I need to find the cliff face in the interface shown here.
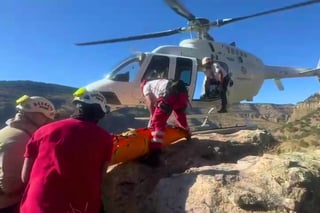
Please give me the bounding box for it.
[288,93,320,122]
[271,93,320,154]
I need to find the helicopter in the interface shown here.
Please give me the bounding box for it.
[76,0,320,111]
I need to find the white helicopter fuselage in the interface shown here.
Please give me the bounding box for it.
[86,38,319,109]
[154,39,265,103]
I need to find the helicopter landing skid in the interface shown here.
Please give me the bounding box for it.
[200,107,215,127]
[199,96,220,102]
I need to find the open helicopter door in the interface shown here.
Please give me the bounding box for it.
[140,53,198,101]
[140,53,227,128]
[139,53,231,109]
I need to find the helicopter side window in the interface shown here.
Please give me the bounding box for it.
[174,58,192,86]
[194,71,206,99]
[108,57,141,82]
[142,55,169,81]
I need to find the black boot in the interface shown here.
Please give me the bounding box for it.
[218,108,227,113]
[139,149,162,167]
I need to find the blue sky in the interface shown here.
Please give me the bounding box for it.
[1,0,319,104]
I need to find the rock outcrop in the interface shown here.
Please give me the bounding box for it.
[144,151,320,213]
[100,129,320,213]
[289,93,320,122]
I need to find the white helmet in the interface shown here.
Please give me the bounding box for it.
[72,88,108,113]
[202,57,212,66]
[16,95,56,120]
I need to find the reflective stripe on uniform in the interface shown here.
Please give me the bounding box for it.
[151,131,164,136]
[151,130,164,143]
[151,138,163,143]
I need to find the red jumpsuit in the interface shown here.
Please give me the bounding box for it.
[143,79,189,150]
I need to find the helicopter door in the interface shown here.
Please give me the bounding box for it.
[141,55,169,80]
[193,60,230,101]
[172,57,196,99]
[140,55,196,101]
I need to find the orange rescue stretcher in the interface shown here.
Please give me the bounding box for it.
[111,127,189,165]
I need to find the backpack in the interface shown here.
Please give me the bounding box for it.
[165,79,188,95]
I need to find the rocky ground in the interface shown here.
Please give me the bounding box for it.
[101,129,320,213]
[1,81,319,212]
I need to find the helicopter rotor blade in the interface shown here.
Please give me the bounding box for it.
[210,0,320,27]
[164,0,196,21]
[75,28,186,46]
[76,0,320,46]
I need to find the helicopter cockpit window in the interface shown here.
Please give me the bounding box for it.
[174,58,192,86]
[142,55,169,81]
[107,56,141,82]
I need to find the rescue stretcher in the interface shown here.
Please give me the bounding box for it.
[111,127,189,165]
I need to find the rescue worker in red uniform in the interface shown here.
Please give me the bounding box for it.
[141,74,190,167]
[0,95,55,213]
[20,88,113,213]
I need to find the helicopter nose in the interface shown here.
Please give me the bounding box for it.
[85,79,122,105]
[100,91,121,105]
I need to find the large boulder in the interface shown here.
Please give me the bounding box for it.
[145,151,320,212]
[102,129,304,213]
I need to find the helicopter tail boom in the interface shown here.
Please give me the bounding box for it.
[264,65,320,80]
